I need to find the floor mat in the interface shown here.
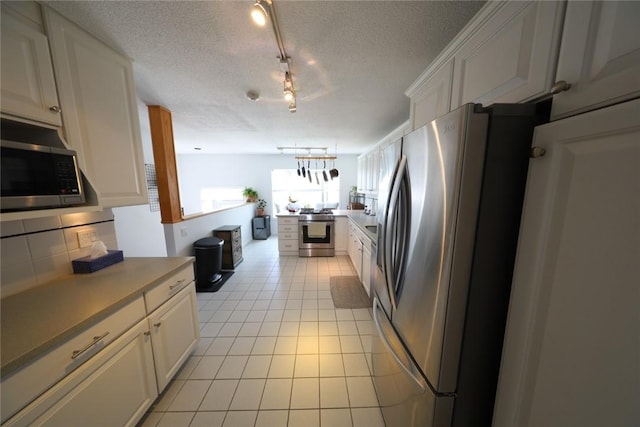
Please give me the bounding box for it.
[196,271,234,292]
[329,276,371,309]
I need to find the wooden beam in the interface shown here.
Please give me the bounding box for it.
[148,105,182,224]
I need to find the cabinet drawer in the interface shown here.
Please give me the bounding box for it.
[231,228,241,240]
[232,247,243,262]
[0,297,146,423]
[280,232,297,240]
[278,217,298,225]
[144,265,194,314]
[279,224,297,233]
[278,240,298,251]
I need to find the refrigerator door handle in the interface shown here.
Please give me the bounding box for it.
[385,155,407,311]
[373,297,427,394]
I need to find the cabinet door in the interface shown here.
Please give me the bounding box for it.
[451,1,564,108]
[43,8,147,207]
[334,217,348,252]
[407,59,453,130]
[5,320,157,427]
[493,98,640,427]
[0,7,61,126]
[148,284,200,392]
[361,242,372,297]
[551,1,640,119]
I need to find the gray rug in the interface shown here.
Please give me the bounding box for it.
[329,276,371,309]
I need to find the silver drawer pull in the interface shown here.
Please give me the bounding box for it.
[154,322,162,328]
[71,332,110,359]
[169,279,186,291]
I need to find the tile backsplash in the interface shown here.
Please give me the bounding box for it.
[1,209,118,297]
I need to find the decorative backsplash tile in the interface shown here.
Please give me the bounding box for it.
[0,209,117,297]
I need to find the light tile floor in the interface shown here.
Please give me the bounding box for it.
[138,237,385,427]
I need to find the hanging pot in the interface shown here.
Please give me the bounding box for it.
[329,168,339,179]
[322,160,328,182]
[297,160,301,176]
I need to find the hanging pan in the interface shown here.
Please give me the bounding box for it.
[322,161,329,182]
[329,158,339,179]
[297,160,301,176]
[301,160,306,178]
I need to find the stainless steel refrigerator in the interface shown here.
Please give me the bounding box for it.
[371,102,549,427]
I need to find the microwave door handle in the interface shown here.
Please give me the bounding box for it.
[385,155,407,312]
[373,297,426,393]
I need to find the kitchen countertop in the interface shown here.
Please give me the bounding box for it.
[276,209,378,242]
[0,257,194,376]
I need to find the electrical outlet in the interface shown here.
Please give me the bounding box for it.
[77,230,98,248]
[180,227,188,237]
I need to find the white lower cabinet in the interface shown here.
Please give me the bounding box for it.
[277,216,298,255]
[361,241,372,297]
[3,264,200,427]
[347,224,363,280]
[5,319,157,427]
[147,284,200,392]
[334,217,348,255]
[493,98,640,427]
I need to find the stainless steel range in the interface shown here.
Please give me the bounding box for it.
[298,208,335,257]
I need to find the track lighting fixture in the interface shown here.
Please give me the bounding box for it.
[251,0,299,112]
[283,72,295,102]
[251,0,269,26]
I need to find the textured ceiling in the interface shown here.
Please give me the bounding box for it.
[44,1,485,155]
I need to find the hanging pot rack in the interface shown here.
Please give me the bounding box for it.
[277,146,336,160]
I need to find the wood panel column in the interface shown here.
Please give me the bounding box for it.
[148,105,182,223]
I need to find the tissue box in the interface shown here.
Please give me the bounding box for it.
[72,250,124,274]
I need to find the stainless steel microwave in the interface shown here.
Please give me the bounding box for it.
[1,139,85,211]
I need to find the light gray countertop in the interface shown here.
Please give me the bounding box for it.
[1,257,194,376]
[276,209,378,242]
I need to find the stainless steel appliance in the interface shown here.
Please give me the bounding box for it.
[298,208,335,257]
[1,139,85,211]
[372,102,549,426]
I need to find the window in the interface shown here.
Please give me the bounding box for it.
[271,169,339,212]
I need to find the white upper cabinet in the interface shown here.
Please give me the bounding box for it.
[43,7,147,208]
[550,1,640,120]
[406,59,453,131]
[0,5,61,126]
[450,1,565,108]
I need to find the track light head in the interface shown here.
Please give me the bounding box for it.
[289,101,297,113]
[251,1,268,26]
[284,88,294,102]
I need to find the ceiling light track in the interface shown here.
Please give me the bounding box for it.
[251,0,297,113]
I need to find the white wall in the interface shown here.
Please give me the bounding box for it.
[163,203,256,257]
[113,101,358,257]
[0,210,117,297]
[176,153,358,217]
[112,99,166,257]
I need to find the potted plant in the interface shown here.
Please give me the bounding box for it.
[242,187,258,202]
[256,198,267,216]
